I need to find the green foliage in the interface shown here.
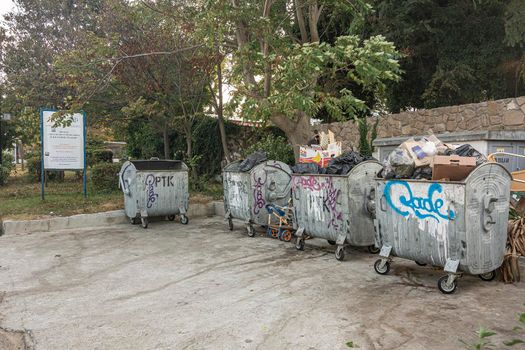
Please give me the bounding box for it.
[90,162,121,193]
[0,152,14,186]
[366,0,525,111]
[125,117,165,159]
[87,149,113,166]
[245,134,295,165]
[346,340,359,348]
[232,34,401,124]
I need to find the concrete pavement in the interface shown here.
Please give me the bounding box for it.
[0,217,523,349]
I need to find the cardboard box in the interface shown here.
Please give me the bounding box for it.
[402,140,432,168]
[431,155,476,181]
[299,142,341,167]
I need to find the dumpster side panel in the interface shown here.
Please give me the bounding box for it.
[293,175,349,241]
[463,163,511,274]
[347,161,382,246]
[376,180,465,267]
[223,172,251,221]
[139,170,189,217]
[250,162,292,225]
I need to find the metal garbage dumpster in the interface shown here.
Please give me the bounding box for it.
[119,160,189,228]
[223,160,292,236]
[292,160,382,261]
[373,162,511,294]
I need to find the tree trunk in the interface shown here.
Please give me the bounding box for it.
[271,111,312,161]
[216,57,231,163]
[20,142,24,171]
[163,126,170,160]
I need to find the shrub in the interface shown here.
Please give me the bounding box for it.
[245,134,295,165]
[0,151,14,186]
[87,149,113,166]
[91,162,121,193]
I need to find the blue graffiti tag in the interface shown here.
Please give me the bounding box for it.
[145,174,159,209]
[384,180,455,222]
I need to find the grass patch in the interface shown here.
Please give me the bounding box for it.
[0,167,123,221]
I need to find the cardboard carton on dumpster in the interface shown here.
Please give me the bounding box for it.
[299,130,342,167]
[299,143,341,167]
[431,155,476,181]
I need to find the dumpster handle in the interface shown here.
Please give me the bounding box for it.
[119,163,133,196]
[380,195,387,212]
[482,196,497,231]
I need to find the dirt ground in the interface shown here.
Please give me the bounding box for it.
[0,216,523,350]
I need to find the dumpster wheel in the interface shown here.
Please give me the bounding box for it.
[295,237,305,251]
[141,217,149,229]
[246,225,255,237]
[367,245,380,254]
[478,271,496,281]
[180,215,189,225]
[415,261,427,266]
[168,215,176,221]
[327,240,336,246]
[130,217,139,225]
[335,246,345,261]
[374,259,390,275]
[438,275,457,294]
[228,218,234,231]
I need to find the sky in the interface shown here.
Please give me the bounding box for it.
[0,0,14,16]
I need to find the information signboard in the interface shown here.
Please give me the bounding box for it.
[40,109,87,199]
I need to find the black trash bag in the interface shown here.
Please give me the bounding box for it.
[291,163,322,174]
[325,151,374,175]
[412,166,432,180]
[445,144,487,166]
[239,151,268,172]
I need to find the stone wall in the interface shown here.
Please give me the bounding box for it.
[316,96,525,150]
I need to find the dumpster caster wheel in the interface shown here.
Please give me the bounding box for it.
[478,271,496,281]
[141,217,149,229]
[367,245,380,254]
[415,261,427,266]
[228,218,233,231]
[374,259,390,275]
[180,215,189,225]
[335,246,345,261]
[327,240,336,245]
[295,238,305,251]
[247,225,255,237]
[438,275,457,294]
[130,217,139,225]
[168,215,176,221]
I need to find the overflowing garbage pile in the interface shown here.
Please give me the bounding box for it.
[292,151,374,175]
[238,151,268,172]
[378,134,486,181]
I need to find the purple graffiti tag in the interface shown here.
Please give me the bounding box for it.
[294,176,322,191]
[145,174,159,209]
[323,179,343,229]
[253,173,267,215]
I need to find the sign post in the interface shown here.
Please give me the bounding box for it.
[40,109,87,200]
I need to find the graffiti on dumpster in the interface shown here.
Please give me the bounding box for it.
[294,176,343,229]
[145,174,159,209]
[253,172,267,215]
[384,180,455,222]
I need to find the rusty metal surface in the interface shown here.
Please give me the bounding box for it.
[119,161,189,218]
[292,160,382,245]
[223,160,292,225]
[375,162,511,274]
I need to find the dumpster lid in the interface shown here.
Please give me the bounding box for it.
[130,160,186,171]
